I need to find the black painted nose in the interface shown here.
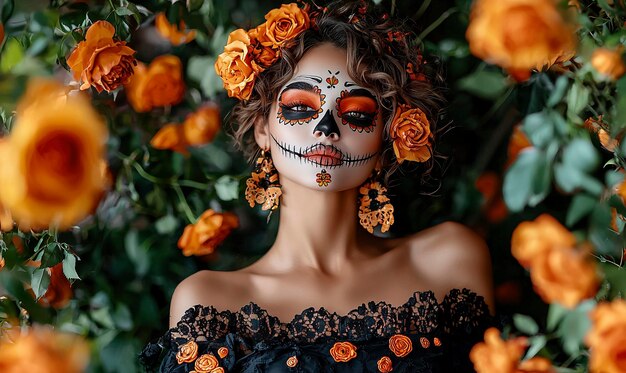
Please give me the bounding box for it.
[313,110,340,139]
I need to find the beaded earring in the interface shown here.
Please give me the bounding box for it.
[358,169,395,233]
[245,150,282,211]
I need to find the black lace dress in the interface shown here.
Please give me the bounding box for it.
[140,288,492,373]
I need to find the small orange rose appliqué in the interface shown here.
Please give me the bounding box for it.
[389,334,412,358]
[377,356,393,372]
[217,347,229,359]
[433,337,442,347]
[420,337,430,348]
[286,355,298,367]
[210,368,225,373]
[330,341,358,362]
[176,340,199,364]
[194,353,219,372]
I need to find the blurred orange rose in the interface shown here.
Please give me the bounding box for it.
[0,22,4,45]
[151,104,221,155]
[67,20,136,92]
[511,214,576,268]
[475,172,508,223]
[517,357,555,372]
[0,79,108,231]
[591,47,626,80]
[214,29,258,100]
[0,200,14,232]
[39,264,73,309]
[470,328,527,373]
[529,244,598,308]
[0,256,4,271]
[506,125,532,168]
[390,104,432,163]
[261,3,310,48]
[178,209,239,256]
[155,13,196,45]
[125,55,185,112]
[466,0,577,76]
[585,299,626,373]
[0,326,89,373]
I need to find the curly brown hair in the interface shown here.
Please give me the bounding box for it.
[229,0,447,185]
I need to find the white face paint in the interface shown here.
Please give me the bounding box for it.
[267,43,383,191]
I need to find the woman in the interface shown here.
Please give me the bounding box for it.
[142,1,494,372]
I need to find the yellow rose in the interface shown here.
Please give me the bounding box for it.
[585,299,626,373]
[591,47,626,80]
[155,13,196,46]
[389,104,432,163]
[67,20,136,92]
[125,55,185,112]
[466,0,577,73]
[214,29,258,100]
[0,79,108,231]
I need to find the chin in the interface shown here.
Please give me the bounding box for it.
[273,157,376,192]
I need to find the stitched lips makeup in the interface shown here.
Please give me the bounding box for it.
[271,134,376,168]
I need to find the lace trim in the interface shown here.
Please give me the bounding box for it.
[169,288,490,346]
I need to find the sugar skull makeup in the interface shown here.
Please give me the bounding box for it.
[265,43,384,191]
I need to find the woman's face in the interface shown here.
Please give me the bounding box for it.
[261,43,383,191]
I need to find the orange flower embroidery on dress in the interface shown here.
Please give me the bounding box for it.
[389,334,412,357]
[176,340,199,364]
[286,356,298,367]
[434,337,442,347]
[377,356,393,372]
[210,368,225,373]
[194,354,219,372]
[217,347,229,359]
[420,337,430,348]
[316,169,332,187]
[330,341,358,362]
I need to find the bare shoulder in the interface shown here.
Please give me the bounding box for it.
[169,270,251,328]
[405,221,494,313]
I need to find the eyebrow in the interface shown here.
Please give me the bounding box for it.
[344,81,357,87]
[283,81,316,92]
[348,88,376,100]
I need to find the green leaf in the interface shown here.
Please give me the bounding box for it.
[215,176,240,201]
[547,75,570,107]
[30,268,50,299]
[504,148,543,212]
[155,215,179,234]
[40,242,64,268]
[524,335,547,359]
[523,112,554,148]
[124,230,150,276]
[547,303,568,331]
[602,264,626,298]
[62,251,81,280]
[91,307,115,329]
[513,314,539,335]
[562,139,599,173]
[566,194,596,226]
[112,303,133,331]
[457,70,508,100]
[566,81,590,122]
[557,300,595,357]
[0,38,24,73]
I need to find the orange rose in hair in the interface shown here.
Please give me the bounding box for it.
[0,79,108,231]
[585,299,626,373]
[215,29,258,100]
[67,20,136,92]
[262,3,310,48]
[329,341,357,362]
[510,214,576,269]
[151,104,221,155]
[155,13,196,46]
[125,55,185,112]
[466,0,577,75]
[470,328,527,373]
[390,104,432,163]
[0,326,89,373]
[40,263,73,309]
[591,47,626,80]
[178,209,239,256]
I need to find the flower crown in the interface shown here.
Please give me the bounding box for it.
[214,2,433,164]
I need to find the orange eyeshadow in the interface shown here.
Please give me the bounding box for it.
[280,90,321,110]
[339,96,377,113]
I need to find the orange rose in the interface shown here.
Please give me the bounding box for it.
[217,347,229,359]
[176,340,199,364]
[585,299,626,373]
[470,328,527,373]
[0,79,108,231]
[506,125,532,168]
[330,341,357,362]
[389,104,432,163]
[210,368,225,373]
[125,55,185,112]
[286,356,298,367]
[591,47,626,80]
[0,200,14,232]
[214,29,258,100]
[475,172,508,223]
[466,0,577,74]
[177,209,239,257]
[510,214,576,269]
[39,264,73,309]
[262,3,310,48]
[194,353,219,372]
[248,24,281,68]
[155,13,196,46]
[150,123,188,155]
[0,326,89,373]
[67,20,136,92]
[517,357,555,373]
[389,334,413,357]
[377,356,393,372]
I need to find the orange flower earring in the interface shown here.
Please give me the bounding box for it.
[245,149,282,211]
[358,169,395,233]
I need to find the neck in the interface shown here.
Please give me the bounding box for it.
[266,177,367,273]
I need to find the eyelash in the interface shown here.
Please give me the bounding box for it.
[335,94,377,133]
[280,101,317,112]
